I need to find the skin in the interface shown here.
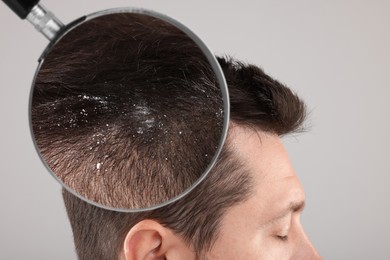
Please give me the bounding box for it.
[122,126,322,260]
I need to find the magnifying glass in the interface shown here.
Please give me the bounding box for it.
[2,0,229,212]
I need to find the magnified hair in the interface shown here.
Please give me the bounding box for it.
[31,13,224,209]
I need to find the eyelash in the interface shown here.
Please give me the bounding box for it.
[277,235,288,242]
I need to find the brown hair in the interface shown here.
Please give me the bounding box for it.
[32,12,306,260]
[32,13,223,209]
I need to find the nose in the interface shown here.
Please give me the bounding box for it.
[299,231,322,260]
[293,221,322,260]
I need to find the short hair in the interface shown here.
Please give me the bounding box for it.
[32,12,306,260]
[32,13,224,209]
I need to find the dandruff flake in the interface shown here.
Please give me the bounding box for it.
[96,162,102,170]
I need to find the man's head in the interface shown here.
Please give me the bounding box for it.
[32,12,321,260]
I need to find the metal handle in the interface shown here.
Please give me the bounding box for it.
[2,0,64,41]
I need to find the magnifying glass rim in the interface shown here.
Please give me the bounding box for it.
[29,7,230,213]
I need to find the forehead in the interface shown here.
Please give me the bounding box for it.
[229,126,305,223]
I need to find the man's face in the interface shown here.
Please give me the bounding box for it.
[120,126,322,260]
[204,127,322,259]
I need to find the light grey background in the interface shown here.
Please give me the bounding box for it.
[1,1,389,259]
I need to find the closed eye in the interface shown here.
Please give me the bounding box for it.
[277,235,288,242]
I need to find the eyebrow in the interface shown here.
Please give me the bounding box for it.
[290,200,305,214]
[266,200,306,225]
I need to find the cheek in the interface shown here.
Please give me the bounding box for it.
[260,237,291,260]
[254,232,293,260]
[206,230,264,259]
[206,229,291,260]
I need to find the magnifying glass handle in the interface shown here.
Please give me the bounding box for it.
[2,0,39,19]
[2,0,64,41]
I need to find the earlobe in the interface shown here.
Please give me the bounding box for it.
[122,220,166,260]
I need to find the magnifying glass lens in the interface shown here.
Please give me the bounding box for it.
[31,11,228,211]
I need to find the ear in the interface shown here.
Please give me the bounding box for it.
[121,219,195,260]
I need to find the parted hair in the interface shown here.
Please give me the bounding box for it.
[32,12,306,260]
